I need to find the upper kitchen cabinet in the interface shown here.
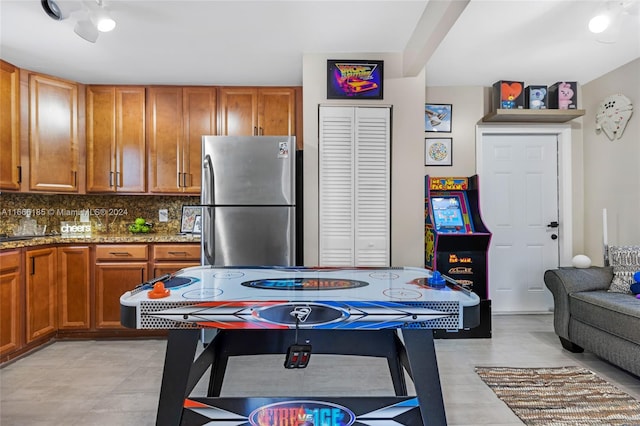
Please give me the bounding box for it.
[0,60,21,190]
[86,86,146,193]
[147,86,216,194]
[28,73,80,192]
[219,87,296,138]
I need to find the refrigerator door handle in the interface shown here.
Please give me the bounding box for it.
[203,155,214,205]
[202,206,215,265]
[202,155,215,265]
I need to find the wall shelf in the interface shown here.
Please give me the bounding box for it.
[482,109,585,123]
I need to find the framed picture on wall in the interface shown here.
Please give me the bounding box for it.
[180,206,202,234]
[327,59,383,100]
[192,215,202,234]
[425,138,452,166]
[425,103,452,132]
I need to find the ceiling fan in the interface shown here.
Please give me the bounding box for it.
[41,0,116,43]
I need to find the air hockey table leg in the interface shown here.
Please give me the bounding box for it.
[156,329,200,426]
[402,329,447,425]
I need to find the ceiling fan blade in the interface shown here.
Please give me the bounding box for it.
[74,19,99,43]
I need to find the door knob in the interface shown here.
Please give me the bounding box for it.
[551,234,558,240]
[547,221,559,228]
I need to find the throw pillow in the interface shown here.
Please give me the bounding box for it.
[608,246,640,294]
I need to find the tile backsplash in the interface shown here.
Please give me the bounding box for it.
[0,193,199,236]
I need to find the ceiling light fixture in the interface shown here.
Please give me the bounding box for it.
[91,2,116,32]
[42,0,116,43]
[41,0,82,20]
[588,0,639,42]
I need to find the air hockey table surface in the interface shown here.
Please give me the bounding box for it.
[120,265,480,331]
[120,266,481,426]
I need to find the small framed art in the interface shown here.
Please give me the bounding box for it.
[192,215,202,233]
[180,206,202,234]
[425,138,452,166]
[327,59,383,100]
[425,103,452,132]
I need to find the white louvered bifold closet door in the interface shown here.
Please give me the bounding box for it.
[319,106,390,266]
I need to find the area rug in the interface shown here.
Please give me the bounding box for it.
[475,366,640,425]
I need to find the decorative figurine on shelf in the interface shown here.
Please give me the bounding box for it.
[528,87,547,109]
[557,82,574,109]
[500,82,523,109]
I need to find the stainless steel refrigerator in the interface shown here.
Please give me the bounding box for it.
[201,135,297,267]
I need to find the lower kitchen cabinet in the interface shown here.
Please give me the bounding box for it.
[57,246,91,330]
[25,247,57,344]
[151,243,200,277]
[0,250,22,357]
[1,241,198,363]
[94,244,148,329]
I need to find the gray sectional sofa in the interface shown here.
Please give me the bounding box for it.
[544,266,640,377]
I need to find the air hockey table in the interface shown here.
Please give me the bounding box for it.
[120,266,480,426]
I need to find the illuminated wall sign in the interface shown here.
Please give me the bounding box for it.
[60,221,91,238]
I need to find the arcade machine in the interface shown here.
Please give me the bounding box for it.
[425,175,492,338]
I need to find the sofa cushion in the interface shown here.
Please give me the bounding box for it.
[570,290,640,345]
[608,246,640,294]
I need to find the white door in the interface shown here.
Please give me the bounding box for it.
[480,133,559,312]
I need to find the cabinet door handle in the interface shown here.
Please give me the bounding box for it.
[109,171,114,187]
[31,257,35,275]
[17,166,22,183]
[117,171,122,187]
[168,251,188,256]
[73,170,77,187]
[108,252,131,256]
[259,127,264,135]
[253,126,258,135]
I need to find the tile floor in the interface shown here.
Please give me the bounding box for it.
[1,314,639,426]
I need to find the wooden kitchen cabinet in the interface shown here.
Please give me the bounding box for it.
[0,250,22,357]
[151,243,200,277]
[86,86,146,193]
[57,246,91,330]
[147,86,216,194]
[94,244,148,329]
[28,73,80,192]
[0,60,21,190]
[218,87,296,137]
[24,247,57,344]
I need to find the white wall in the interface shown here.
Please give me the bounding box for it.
[301,56,638,269]
[302,53,425,267]
[582,58,640,264]
[424,86,488,177]
[425,85,586,258]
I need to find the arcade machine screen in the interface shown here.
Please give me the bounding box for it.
[432,196,467,233]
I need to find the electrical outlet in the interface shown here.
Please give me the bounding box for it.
[159,209,168,222]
